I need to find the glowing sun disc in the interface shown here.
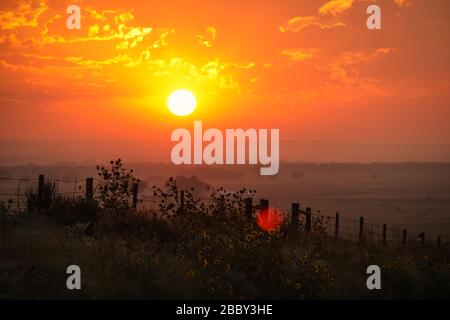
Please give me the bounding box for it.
[167,89,197,116]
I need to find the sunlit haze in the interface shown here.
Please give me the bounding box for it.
[0,0,449,164]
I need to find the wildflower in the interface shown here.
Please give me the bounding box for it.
[203,259,208,267]
[276,231,284,238]
[225,264,231,272]
[186,270,195,277]
[209,287,215,294]
[198,250,204,261]
[214,259,220,265]
[245,234,253,242]
[295,282,301,290]
[207,276,214,283]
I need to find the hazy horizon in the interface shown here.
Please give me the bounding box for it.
[1,159,449,236]
[1,138,450,166]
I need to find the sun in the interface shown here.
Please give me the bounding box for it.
[167,89,197,116]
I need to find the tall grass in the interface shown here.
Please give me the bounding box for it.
[1,160,449,299]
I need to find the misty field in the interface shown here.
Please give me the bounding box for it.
[0,160,449,299]
[2,162,450,235]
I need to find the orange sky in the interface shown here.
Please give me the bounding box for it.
[0,0,449,163]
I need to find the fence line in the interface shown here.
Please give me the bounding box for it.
[0,175,448,249]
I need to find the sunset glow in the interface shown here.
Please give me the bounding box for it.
[0,0,448,163]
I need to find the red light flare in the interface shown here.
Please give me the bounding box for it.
[256,207,284,232]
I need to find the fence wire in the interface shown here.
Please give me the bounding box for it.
[0,176,448,249]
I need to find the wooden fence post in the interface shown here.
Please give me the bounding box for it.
[335,212,340,239]
[382,224,387,245]
[402,229,407,245]
[359,217,364,243]
[244,197,253,217]
[132,182,139,209]
[180,190,185,213]
[38,174,45,204]
[437,236,441,249]
[260,199,269,210]
[291,203,300,226]
[305,207,312,232]
[17,179,21,213]
[85,177,93,200]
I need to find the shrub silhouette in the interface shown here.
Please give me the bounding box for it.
[48,194,98,225]
[24,181,98,225]
[25,181,57,212]
[97,158,140,210]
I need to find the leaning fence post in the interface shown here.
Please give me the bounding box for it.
[382,224,387,245]
[335,212,340,239]
[305,207,312,232]
[244,197,253,217]
[38,174,45,204]
[85,177,93,200]
[132,182,139,209]
[291,203,300,226]
[359,217,364,243]
[402,229,407,245]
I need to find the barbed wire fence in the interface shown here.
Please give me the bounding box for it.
[0,175,448,251]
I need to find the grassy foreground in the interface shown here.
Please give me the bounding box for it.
[0,160,449,299]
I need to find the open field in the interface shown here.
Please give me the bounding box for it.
[1,162,449,236]
[0,160,449,299]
